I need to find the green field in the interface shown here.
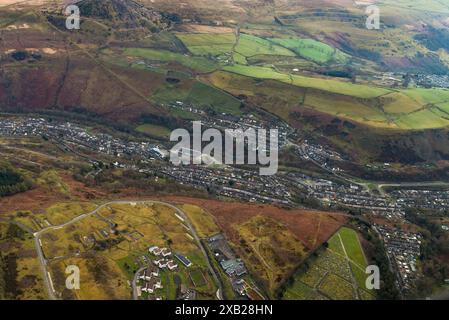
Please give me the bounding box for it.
[235,34,296,58]
[123,48,218,73]
[222,65,391,98]
[95,31,449,131]
[136,123,171,138]
[152,80,242,115]
[175,33,236,56]
[176,32,296,60]
[282,227,374,300]
[335,227,368,290]
[270,38,349,64]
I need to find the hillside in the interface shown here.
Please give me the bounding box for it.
[1,0,449,165]
[76,0,171,29]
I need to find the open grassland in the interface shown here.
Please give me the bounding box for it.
[176,32,296,59]
[180,204,220,238]
[44,202,98,226]
[282,227,374,300]
[235,34,295,58]
[234,215,307,294]
[162,197,348,251]
[49,254,130,300]
[0,223,45,300]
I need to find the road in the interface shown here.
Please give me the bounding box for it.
[132,266,147,300]
[32,200,223,300]
[377,181,449,196]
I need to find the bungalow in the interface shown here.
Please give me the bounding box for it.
[149,246,162,256]
[167,260,178,271]
[140,265,159,281]
[161,248,172,257]
[157,259,168,268]
[141,278,163,294]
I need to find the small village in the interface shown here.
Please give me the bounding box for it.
[207,233,264,300]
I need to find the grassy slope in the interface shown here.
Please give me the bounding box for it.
[270,38,349,64]
[123,47,218,73]
[222,65,391,98]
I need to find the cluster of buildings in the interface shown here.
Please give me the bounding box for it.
[149,246,179,271]
[286,168,449,218]
[166,100,291,147]
[295,140,345,173]
[137,246,196,299]
[0,117,166,160]
[136,245,181,298]
[161,165,292,205]
[412,74,449,88]
[391,189,449,212]
[207,233,263,299]
[139,265,163,295]
[201,113,290,148]
[284,172,405,218]
[296,140,344,163]
[208,234,247,278]
[3,117,449,219]
[374,225,422,293]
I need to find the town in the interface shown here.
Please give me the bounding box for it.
[2,115,448,296]
[2,117,449,215]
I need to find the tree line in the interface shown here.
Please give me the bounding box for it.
[0,165,33,197]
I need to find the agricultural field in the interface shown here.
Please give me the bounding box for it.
[235,34,296,58]
[3,0,449,134]
[175,33,236,57]
[282,227,375,300]
[123,47,218,73]
[270,38,350,64]
[222,65,391,98]
[206,68,449,129]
